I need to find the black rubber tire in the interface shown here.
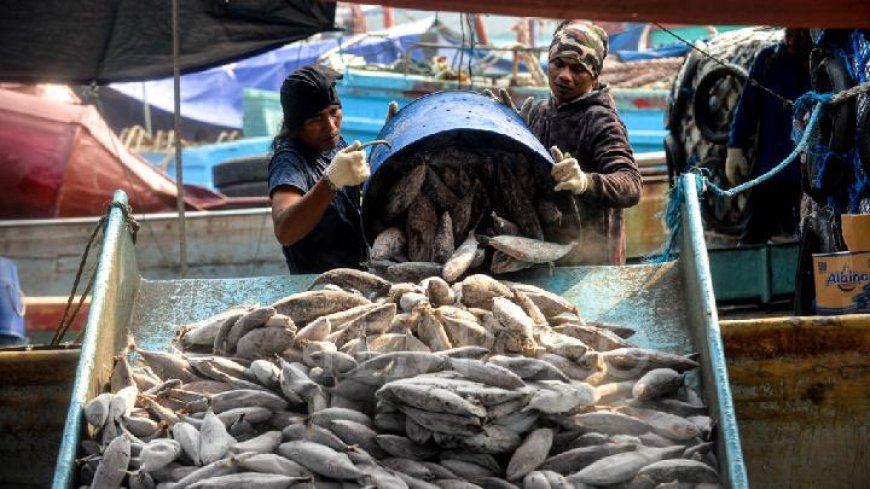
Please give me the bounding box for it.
[698,155,747,235]
[692,63,749,145]
[812,56,856,152]
[664,131,685,187]
[217,181,269,197]
[670,27,781,236]
[212,154,270,187]
[793,220,819,315]
[858,97,870,177]
[666,53,701,131]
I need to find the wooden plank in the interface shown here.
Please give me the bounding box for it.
[0,348,79,488]
[341,0,869,28]
[0,207,285,297]
[22,296,90,334]
[721,315,870,489]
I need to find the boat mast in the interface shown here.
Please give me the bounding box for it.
[171,0,188,278]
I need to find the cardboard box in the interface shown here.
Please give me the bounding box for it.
[841,214,870,252]
[813,251,870,315]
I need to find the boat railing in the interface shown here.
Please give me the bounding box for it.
[401,42,548,83]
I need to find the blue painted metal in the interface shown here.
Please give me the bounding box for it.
[246,73,669,149]
[677,174,748,489]
[0,257,26,345]
[140,137,273,189]
[708,242,799,304]
[52,191,140,489]
[367,90,553,172]
[361,90,554,240]
[141,76,667,190]
[53,174,748,488]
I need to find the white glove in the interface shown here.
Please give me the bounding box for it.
[725,147,750,186]
[385,101,398,124]
[483,88,534,123]
[323,141,369,190]
[550,146,589,194]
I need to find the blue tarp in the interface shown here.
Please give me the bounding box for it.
[617,44,690,61]
[109,19,438,130]
[609,23,691,61]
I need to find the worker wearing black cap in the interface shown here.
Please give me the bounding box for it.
[268,64,369,274]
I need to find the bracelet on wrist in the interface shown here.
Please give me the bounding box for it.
[322,175,339,192]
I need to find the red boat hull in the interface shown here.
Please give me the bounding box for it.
[0,88,226,219]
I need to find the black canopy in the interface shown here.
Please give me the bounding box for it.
[0,0,337,84]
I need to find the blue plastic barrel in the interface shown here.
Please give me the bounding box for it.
[0,257,26,346]
[362,90,554,241]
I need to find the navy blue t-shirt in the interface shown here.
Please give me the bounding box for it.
[268,137,367,274]
[728,43,811,186]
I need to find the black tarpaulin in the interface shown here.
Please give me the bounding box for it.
[0,0,337,84]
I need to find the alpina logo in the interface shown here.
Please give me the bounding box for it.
[826,265,870,292]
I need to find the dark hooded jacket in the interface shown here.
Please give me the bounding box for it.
[526,84,642,265]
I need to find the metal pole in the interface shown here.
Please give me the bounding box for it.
[383,7,394,28]
[141,82,152,137]
[528,18,535,48]
[172,0,188,278]
[472,14,489,45]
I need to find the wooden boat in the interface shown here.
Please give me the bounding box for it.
[721,314,870,488]
[0,87,233,219]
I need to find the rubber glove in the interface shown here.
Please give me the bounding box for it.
[385,101,398,124]
[725,147,750,186]
[482,88,534,123]
[550,146,589,194]
[323,141,369,190]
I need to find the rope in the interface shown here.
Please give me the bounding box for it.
[656,174,704,262]
[705,92,828,199]
[49,217,104,345]
[652,81,869,262]
[652,23,794,107]
[50,202,139,344]
[830,81,870,105]
[852,30,870,84]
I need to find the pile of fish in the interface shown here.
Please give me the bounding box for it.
[368,147,576,281]
[79,269,722,489]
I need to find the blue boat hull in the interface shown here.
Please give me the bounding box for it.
[142,69,668,190]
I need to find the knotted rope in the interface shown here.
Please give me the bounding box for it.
[654,81,869,262]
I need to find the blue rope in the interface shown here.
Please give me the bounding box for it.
[649,31,870,264]
[853,30,870,84]
[848,149,869,212]
[651,174,704,262]
[705,93,828,199]
[649,92,828,263]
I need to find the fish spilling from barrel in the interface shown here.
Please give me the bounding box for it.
[366,146,582,281]
[78,267,722,489]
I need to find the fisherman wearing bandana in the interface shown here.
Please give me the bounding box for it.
[490,22,642,265]
[268,64,371,273]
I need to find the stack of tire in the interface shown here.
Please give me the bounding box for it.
[857,31,870,215]
[212,154,271,197]
[795,29,869,314]
[664,27,782,235]
[840,29,870,214]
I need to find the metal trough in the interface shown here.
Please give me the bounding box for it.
[51,174,748,488]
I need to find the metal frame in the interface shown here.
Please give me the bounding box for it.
[51,174,748,488]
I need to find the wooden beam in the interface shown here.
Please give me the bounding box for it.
[23,296,90,333]
[339,0,870,28]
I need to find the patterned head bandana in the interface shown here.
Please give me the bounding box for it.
[548,22,609,78]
